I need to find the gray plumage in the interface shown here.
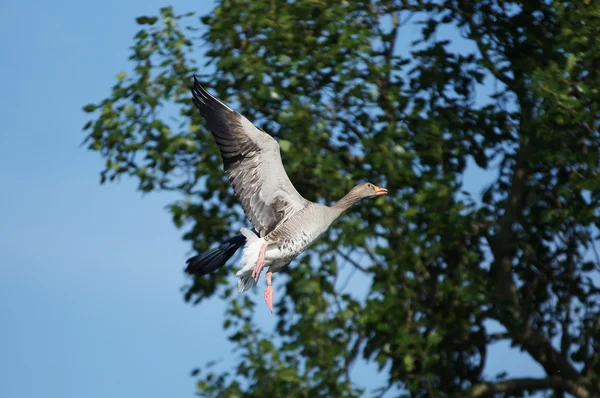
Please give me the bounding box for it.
[186,76,387,299]
[191,81,307,238]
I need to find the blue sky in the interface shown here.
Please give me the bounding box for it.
[0,1,544,397]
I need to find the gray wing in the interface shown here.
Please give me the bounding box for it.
[191,76,308,237]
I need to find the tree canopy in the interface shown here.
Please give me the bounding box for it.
[83,1,600,397]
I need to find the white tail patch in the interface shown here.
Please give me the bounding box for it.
[236,228,265,293]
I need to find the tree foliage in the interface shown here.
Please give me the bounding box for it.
[82,1,600,397]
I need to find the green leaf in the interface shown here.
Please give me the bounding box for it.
[82,104,97,113]
[278,139,291,152]
[566,53,577,73]
[135,16,158,25]
[403,354,415,372]
[279,368,300,383]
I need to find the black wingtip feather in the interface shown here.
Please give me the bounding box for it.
[190,76,213,114]
[190,75,231,113]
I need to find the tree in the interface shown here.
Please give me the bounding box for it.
[82,1,600,396]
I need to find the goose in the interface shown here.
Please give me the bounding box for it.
[186,76,388,313]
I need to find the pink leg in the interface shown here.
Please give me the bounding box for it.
[252,243,268,282]
[264,271,274,314]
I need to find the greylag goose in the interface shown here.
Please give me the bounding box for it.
[186,76,387,312]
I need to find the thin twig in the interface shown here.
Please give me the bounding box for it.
[335,248,369,273]
[487,332,510,343]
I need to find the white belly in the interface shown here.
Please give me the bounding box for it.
[235,208,335,291]
[265,227,328,272]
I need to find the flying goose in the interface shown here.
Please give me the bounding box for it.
[186,76,388,313]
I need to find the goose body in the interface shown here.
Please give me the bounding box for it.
[186,76,387,312]
[236,203,340,291]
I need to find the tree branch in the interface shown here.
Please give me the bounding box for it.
[470,377,590,398]
[396,0,515,88]
[488,136,528,317]
[486,99,583,384]
[335,248,369,273]
[486,332,510,343]
[461,10,515,88]
[342,334,364,380]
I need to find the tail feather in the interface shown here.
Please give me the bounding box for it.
[236,228,265,293]
[237,274,256,292]
[185,234,246,275]
[185,228,266,295]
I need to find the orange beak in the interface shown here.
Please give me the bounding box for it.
[374,185,388,196]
